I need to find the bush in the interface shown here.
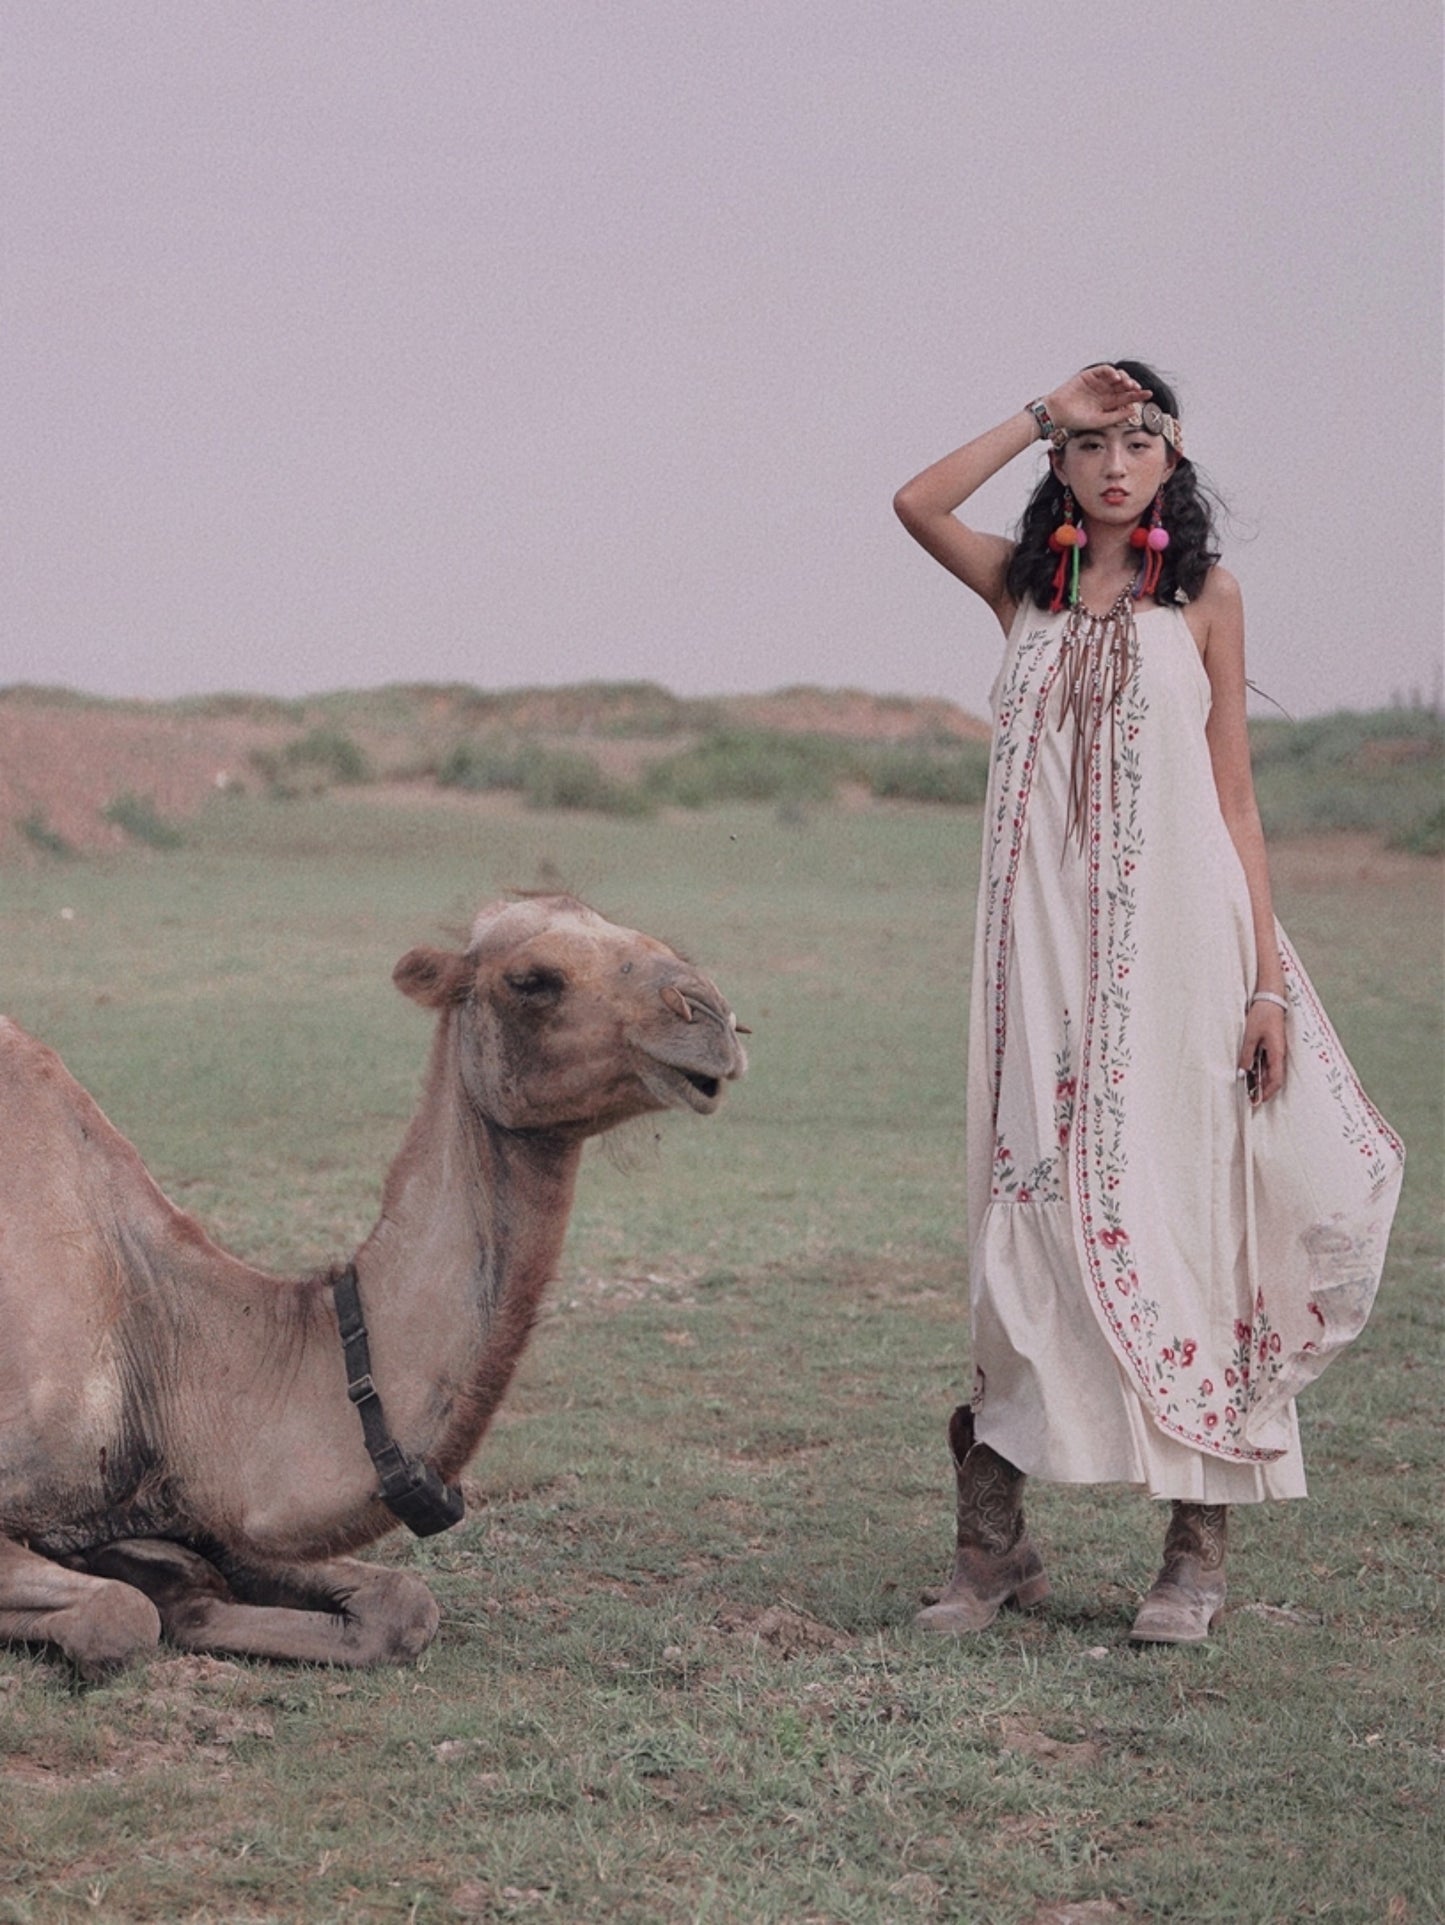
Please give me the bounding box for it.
[18,811,74,858]
[644,730,854,808]
[866,743,990,805]
[436,737,535,793]
[1390,802,1445,857]
[520,748,651,816]
[251,728,372,797]
[437,738,651,816]
[102,793,185,849]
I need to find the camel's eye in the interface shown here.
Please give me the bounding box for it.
[505,966,565,1007]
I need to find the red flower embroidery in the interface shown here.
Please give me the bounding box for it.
[1098,1228,1128,1249]
[1204,1412,1219,1430]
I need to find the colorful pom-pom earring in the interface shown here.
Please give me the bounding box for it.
[1129,489,1170,598]
[1048,487,1087,613]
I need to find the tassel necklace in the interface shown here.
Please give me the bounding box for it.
[1049,488,1172,848]
[1055,588,1138,851]
[1047,484,1171,848]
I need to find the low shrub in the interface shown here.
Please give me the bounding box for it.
[865,743,990,805]
[18,811,74,858]
[519,749,652,816]
[644,730,854,808]
[436,737,535,793]
[102,793,185,849]
[251,728,373,797]
[438,738,650,815]
[1390,802,1445,857]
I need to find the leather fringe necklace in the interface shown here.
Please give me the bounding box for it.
[1056,588,1137,852]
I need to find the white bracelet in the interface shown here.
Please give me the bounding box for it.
[1249,991,1289,1013]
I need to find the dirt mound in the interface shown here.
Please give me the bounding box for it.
[0,681,989,860]
[0,700,289,860]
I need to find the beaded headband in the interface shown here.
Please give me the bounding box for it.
[1050,401,1183,456]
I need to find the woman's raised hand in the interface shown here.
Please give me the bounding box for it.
[1045,365,1153,434]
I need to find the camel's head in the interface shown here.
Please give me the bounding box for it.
[393,895,747,1137]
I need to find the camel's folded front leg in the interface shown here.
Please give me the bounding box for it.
[78,1540,440,1667]
[0,1534,162,1680]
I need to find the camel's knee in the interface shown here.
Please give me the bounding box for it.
[55,1581,162,1682]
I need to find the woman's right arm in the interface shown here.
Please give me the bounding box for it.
[892,367,1154,630]
[892,409,1044,628]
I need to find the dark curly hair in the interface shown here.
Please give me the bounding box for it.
[1005,360,1223,610]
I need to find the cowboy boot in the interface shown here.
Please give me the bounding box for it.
[914,1405,1051,1634]
[1129,1502,1228,1643]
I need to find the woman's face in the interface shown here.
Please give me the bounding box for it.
[1054,426,1176,527]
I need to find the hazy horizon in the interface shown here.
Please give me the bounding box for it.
[5,4,1441,721]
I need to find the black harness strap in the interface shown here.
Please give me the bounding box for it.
[332,1265,465,1538]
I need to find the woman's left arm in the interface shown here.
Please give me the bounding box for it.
[1191,567,1288,1101]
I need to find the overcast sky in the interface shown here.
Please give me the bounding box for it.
[5,2,1440,722]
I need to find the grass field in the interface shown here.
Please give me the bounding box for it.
[1,792,1440,1924]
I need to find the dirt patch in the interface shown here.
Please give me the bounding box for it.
[1022,1905,1129,1925]
[996,1715,1104,1770]
[0,1654,277,1789]
[711,1602,854,1655]
[0,702,285,859]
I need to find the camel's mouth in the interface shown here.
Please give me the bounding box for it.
[637,1056,733,1115]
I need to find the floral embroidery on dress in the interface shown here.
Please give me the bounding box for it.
[972,605,1403,1467]
[985,627,1062,1122]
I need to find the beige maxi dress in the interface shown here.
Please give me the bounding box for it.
[967,599,1404,1503]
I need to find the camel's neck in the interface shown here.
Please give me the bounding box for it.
[350,1014,584,1479]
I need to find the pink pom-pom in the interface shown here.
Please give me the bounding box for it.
[1147,527,1170,552]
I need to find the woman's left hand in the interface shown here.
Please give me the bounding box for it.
[1239,1000,1288,1104]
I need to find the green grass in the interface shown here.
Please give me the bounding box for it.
[0,793,1439,1923]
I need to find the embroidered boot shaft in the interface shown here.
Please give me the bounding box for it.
[1130,1501,1228,1644]
[914,1405,1051,1635]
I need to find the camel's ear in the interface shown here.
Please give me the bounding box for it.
[393,946,473,1008]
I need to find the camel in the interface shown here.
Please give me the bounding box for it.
[0,894,746,1677]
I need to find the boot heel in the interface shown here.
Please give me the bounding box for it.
[1011,1572,1052,1609]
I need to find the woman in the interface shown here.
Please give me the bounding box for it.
[894,362,1403,1642]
